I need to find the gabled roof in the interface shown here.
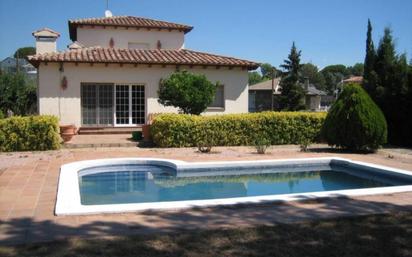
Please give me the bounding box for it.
[249,78,281,90]
[32,28,60,38]
[68,16,193,41]
[27,47,260,70]
[249,79,326,96]
[342,76,363,84]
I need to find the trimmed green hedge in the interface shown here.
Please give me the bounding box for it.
[151,112,326,147]
[0,115,61,152]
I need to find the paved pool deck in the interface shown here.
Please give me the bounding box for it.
[0,145,412,245]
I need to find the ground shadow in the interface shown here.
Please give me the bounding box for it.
[1,196,412,256]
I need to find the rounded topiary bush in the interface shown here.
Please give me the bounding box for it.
[321,83,387,152]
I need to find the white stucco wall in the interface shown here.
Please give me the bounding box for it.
[35,40,57,54]
[37,63,249,127]
[76,26,185,49]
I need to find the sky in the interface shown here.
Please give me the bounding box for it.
[0,0,411,69]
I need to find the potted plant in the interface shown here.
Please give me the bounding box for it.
[59,124,77,142]
[142,113,156,141]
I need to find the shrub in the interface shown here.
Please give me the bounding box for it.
[0,115,60,152]
[0,111,4,119]
[158,70,217,115]
[321,83,387,151]
[253,132,271,154]
[131,131,143,141]
[151,112,326,148]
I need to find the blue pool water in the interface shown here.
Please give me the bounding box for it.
[78,164,408,205]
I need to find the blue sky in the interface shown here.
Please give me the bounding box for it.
[1,0,411,69]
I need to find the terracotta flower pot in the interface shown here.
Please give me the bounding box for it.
[60,124,77,142]
[142,124,151,142]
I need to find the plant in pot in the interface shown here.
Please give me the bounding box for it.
[59,124,77,142]
[142,113,156,141]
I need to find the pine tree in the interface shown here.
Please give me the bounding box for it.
[363,19,378,99]
[278,42,305,111]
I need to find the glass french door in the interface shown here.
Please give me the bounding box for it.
[115,84,145,126]
[81,84,114,126]
[81,83,145,127]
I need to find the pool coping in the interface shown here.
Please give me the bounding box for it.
[55,157,412,216]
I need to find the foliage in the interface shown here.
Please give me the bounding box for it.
[300,63,326,90]
[0,115,61,152]
[0,111,4,119]
[320,65,348,94]
[158,71,216,115]
[278,42,305,111]
[361,21,412,146]
[13,47,36,59]
[0,72,37,115]
[253,132,271,154]
[260,63,278,80]
[151,112,326,148]
[347,63,364,76]
[322,84,387,151]
[131,131,142,141]
[248,71,268,85]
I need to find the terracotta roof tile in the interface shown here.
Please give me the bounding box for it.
[69,16,193,41]
[27,47,259,70]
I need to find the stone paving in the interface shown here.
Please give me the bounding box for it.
[0,145,412,245]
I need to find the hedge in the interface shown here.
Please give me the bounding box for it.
[0,115,61,152]
[151,112,326,147]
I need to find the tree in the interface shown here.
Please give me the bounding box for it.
[363,20,379,101]
[158,70,217,115]
[347,63,364,76]
[320,64,349,94]
[0,72,37,116]
[361,23,412,146]
[300,63,326,90]
[278,42,306,111]
[248,71,265,85]
[14,47,36,59]
[322,84,387,151]
[260,63,278,80]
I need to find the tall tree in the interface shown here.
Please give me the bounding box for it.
[361,24,412,146]
[278,42,305,111]
[300,63,326,91]
[347,63,364,76]
[13,47,36,59]
[248,71,265,85]
[320,65,348,94]
[260,63,278,79]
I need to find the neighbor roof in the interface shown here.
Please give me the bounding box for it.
[249,79,326,95]
[68,16,193,41]
[342,76,363,84]
[27,47,259,70]
[249,78,281,90]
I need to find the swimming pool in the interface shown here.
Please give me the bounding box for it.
[56,157,412,215]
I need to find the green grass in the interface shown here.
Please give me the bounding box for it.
[1,212,412,257]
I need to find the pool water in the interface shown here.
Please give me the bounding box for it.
[79,164,402,205]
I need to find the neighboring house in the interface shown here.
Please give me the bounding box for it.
[0,57,37,79]
[249,78,327,112]
[27,15,259,128]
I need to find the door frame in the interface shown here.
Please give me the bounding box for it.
[114,83,146,127]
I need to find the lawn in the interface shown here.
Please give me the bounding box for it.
[1,212,411,257]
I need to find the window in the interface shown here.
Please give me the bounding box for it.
[209,85,224,109]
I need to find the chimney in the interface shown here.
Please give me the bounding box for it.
[304,77,309,91]
[32,28,60,54]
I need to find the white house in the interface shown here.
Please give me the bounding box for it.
[28,14,259,129]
